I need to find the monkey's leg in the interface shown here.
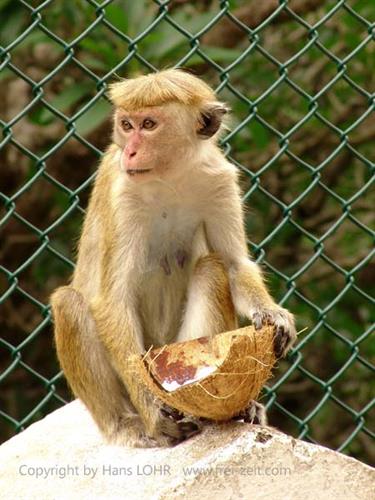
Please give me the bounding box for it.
[177,253,238,342]
[177,256,267,425]
[51,286,156,447]
[75,291,201,446]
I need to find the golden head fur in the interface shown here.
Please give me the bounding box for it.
[109,69,221,111]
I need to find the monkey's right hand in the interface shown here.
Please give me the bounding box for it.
[157,404,202,445]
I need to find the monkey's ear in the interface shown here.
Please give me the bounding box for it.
[198,103,229,139]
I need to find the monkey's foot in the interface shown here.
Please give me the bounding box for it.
[108,416,161,448]
[114,432,159,448]
[159,404,202,445]
[232,400,267,425]
[252,306,297,358]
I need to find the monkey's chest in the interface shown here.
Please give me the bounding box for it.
[139,208,202,347]
[146,208,200,274]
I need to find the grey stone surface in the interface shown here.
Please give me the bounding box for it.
[0,400,373,500]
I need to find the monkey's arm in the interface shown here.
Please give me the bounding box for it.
[204,173,296,357]
[90,297,150,412]
[91,293,199,442]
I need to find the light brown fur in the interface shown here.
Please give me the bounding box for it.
[109,69,218,111]
[51,69,296,447]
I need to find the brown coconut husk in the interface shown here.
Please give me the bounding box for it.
[132,325,276,421]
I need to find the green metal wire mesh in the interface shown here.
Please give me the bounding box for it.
[0,0,374,465]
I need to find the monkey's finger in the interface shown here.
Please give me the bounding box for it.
[178,421,200,433]
[252,313,263,330]
[160,405,184,421]
[234,401,267,425]
[161,418,201,441]
[166,424,201,446]
[273,326,287,358]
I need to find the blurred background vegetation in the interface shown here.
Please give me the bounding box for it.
[0,0,374,465]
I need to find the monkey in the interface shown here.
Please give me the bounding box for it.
[51,69,297,448]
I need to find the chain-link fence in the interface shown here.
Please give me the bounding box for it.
[0,0,374,465]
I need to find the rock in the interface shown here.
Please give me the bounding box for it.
[0,400,373,500]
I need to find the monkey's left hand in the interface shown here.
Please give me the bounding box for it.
[252,306,297,358]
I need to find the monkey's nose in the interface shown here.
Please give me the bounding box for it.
[129,151,137,158]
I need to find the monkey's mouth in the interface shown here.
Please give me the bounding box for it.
[126,169,152,176]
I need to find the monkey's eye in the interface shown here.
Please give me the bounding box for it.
[120,119,133,131]
[142,119,156,130]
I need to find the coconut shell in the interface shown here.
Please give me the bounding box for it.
[132,325,276,421]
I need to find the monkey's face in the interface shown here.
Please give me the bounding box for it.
[114,104,196,182]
